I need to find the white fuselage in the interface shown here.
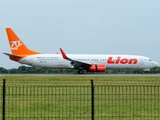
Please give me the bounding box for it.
[18,54,158,70]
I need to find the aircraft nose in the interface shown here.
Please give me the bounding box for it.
[152,61,158,67]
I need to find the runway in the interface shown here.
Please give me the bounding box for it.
[0,74,160,76]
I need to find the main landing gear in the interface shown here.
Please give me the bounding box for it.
[78,69,83,74]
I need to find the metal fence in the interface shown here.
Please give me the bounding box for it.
[94,85,160,120]
[1,79,160,120]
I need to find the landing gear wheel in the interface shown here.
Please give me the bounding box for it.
[142,71,148,74]
[78,70,83,74]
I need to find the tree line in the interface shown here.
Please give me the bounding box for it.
[0,66,160,74]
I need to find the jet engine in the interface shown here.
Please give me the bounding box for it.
[88,64,106,72]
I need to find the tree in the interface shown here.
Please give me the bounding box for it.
[9,68,17,74]
[0,67,8,73]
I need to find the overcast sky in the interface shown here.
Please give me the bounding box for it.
[0,0,160,69]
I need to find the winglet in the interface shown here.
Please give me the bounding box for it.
[60,48,68,59]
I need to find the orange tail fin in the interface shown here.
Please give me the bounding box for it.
[6,28,41,56]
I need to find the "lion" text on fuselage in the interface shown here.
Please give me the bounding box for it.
[107,57,138,64]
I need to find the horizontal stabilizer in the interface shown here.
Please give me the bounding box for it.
[3,52,22,58]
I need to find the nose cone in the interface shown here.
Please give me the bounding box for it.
[152,61,158,67]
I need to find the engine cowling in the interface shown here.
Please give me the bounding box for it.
[88,64,106,72]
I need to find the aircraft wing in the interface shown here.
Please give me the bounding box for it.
[60,48,91,69]
[3,52,22,58]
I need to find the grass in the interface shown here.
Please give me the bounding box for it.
[1,75,160,86]
[1,75,160,120]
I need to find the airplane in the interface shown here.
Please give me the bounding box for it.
[4,28,158,74]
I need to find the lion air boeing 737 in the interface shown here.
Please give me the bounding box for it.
[4,28,158,74]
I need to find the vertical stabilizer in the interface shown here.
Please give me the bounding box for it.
[6,28,40,56]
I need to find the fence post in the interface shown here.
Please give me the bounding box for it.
[91,79,94,120]
[2,79,6,120]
